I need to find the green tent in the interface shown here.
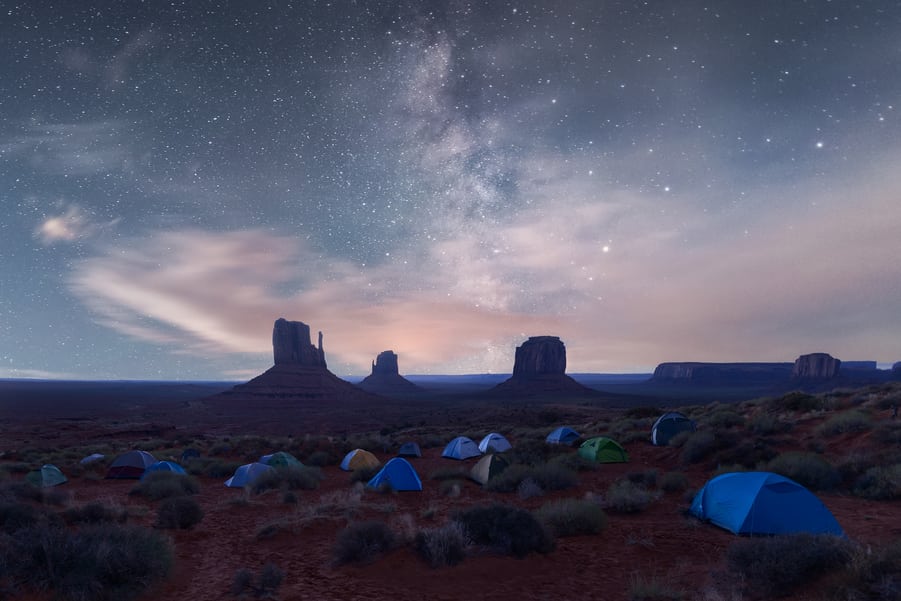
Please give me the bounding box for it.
[26,464,68,488]
[469,453,509,485]
[259,451,303,468]
[578,437,628,463]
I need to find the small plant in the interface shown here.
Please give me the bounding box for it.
[453,504,554,558]
[130,471,200,501]
[62,501,128,525]
[748,413,789,435]
[155,496,203,529]
[415,522,468,568]
[332,520,396,566]
[517,477,543,500]
[852,464,901,500]
[658,472,689,493]
[535,498,607,537]
[680,431,716,463]
[767,452,840,490]
[231,562,285,598]
[703,409,745,429]
[726,533,851,598]
[604,480,659,513]
[815,410,873,437]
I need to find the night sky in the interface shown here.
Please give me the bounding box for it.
[2,2,901,381]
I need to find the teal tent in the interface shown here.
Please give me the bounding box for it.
[367,458,422,491]
[689,472,843,536]
[259,451,303,468]
[546,426,580,446]
[651,412,697,446]
[26,464,67,488]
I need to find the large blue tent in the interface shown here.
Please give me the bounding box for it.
[367,458,422,491]
[689,471,843,536]
[545,426,580,446]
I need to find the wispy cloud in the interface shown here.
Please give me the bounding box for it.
[35,203,120,245]
[3,120,135,176]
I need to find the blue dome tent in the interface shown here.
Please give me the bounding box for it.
[367,458,422,491]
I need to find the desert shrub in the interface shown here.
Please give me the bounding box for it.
[348,465,381,484]
[529,462,578,491]
[231,562,284,598]
[155,496,203,529]
[713,439,778,469]
[629,572,685,600]
[0,481,43,503]
[834,540,901,598]
[767,452,840,490]
[202,460,243,478]
[453,504,554,558]
[414,522,467,568]
[0,502,48,533]
[768,391,824,412]
[304,450,334,467]
[439,480,463,497]
[535,498,607,537]
[2,521,173,601]
[547,451,598,472]
[517,477,543,500]
[482,464,532,493]
[332,520,396,566]
[680,431,717,463]
[604,480,659,513]
[659,472,689,493]
[726,533,851,598]
[63,501,128,525]
[815,410,873,437]
[627,469,658,488]
[130,471,200,501]
[853,464,901,500]
[251,466,322,494]
[872,421,901,444]
[703,409,744,429]
[748,413,790,435]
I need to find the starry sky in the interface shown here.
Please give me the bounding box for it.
[2,1,901,381]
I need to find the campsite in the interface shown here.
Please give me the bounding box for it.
[1,379,900,601]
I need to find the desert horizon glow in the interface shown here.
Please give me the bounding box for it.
[2,3,900,380]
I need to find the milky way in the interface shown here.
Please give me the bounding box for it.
[2,2,900,379]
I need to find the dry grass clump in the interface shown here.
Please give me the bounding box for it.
[332,520,396,566]
[853,464,901,500]
[726,533,851,599]
[535,497,607,537]
[414,521,467,567]
[129,471,200,501]
[453,504,554,558]
[231,562,285,598]
[604,480,660,513]
[155,496,204,529]
[766,451,840,491]
[251,465,322,494]
[815,410,873,437]
[658,472,689,493]
[629,572,684,601]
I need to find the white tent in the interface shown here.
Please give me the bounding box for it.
[224,462,273,487]
[478,432,512,453]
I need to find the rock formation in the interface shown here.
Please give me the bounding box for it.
[357,350,421,395]
[491,336,598,397]
[792,353,841,379]
[206,318,376,407]
[652,362,793,385]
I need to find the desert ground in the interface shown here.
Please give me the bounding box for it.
[1,379,899,601]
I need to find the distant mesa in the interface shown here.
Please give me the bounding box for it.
[208,318,376,405]
[651,362,793,385]
[357,350,422,395]
[792,352,841,379]
[491,335,598,397]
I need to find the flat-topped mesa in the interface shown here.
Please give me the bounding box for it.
[371,350,400,376]
[792,352,841,379]
[512,336,566,377]
[272,318,327,368]
[358,350,421,395]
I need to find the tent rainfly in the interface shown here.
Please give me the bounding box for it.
[259,451,303,468]
[142,461,188,479]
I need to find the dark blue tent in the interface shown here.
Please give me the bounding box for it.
[689,472,843,536]
[651,412,696,446]
[367,458,422,491]
[397,441,422,458]
[546,426,580,446]
[141,461,187,479]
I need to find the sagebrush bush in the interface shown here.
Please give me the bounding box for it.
[304,450,334,467]
[680,431,717,463]
[348,465,381,484]
[659,472,689,493]
[535,498,607,537]
[835,540,901,598]
[155,496,204,529]
[768,391,824,412]
[627,469,658,488]
[853,464,901,500]
[529,462,578,491]
[767,451,840,490]
[748,413,790,435]
[453,504,554,558]
[231,562,284,597]
[629,572,685,601]
[333,520,396,566]
[517,477,543,500]
[251,465,322,493]
[815,410,873,437]
[63,501,128,525]
[482,464,532,493]
[414,522,467,568]
[129,471,200,501]
[203,460,243,478]
[604,480,659,513]
[726,533,851,598]
[703,409,744,429]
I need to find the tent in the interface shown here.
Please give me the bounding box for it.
[367,458,422,491]
[478,433,512,453]
[180,448,201,462]
[106,450,156,479]
[26,464,67,488]
[340,449,380,471]
[79,453,105,465]
[441,436,482,460]
[651,412,697,446]
[225,462,274,488]
[578,437,628,463]
[469,454,509,485]
[397,441,422,458]
[689,472,844,536]
[259,451,303,468]
[142,461,187,479]
[546,426,580,446]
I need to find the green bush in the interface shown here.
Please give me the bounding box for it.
[155,496,204,529]
[767,452,840,490]
[627,470,658,488]
[2,520,172,601]
[727,533,851,598]
[251,465,322,494]
[604,480,659,513]
[535,498,607,537]
[414,522,467,567]
[332,521,396,566]
[129,471,200,501]
[659,472,689,493]
[547,452,598,472]
[453,504,554,558]
[816,410,873,437]
[853,464,901,500]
